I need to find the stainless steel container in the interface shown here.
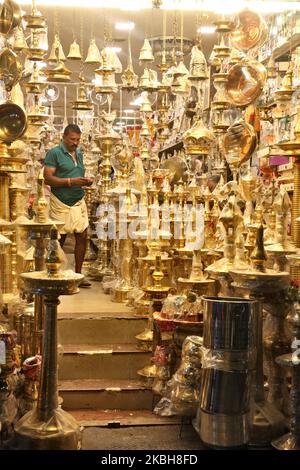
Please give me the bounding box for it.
[199,296,257,448]
[203,296,256,350]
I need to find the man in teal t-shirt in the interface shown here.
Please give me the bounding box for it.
[44,124,93,287]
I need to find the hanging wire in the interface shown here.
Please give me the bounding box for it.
[180,10,183,55]
[72,8,76,41]
[54,5,59,37]
[163,9,166,53]
[119,87,123,121]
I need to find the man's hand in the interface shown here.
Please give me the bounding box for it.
[72,177,92,186]
[84,178,94,187]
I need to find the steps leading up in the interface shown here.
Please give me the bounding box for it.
[59,379,153,410]
[58,311,148,345]
[57,285,154,415]
[59,343,151,380]
[68,409,181,427]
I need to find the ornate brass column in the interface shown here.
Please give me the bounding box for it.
[14,228,83,450]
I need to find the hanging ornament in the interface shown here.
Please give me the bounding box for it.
[139,39,154,62]
[47,34,66,62]
[85,38,101,65]
[67,40,82,61]
[13,26,28,52]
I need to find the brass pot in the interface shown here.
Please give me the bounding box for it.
[0,102,27,144]
[230,10,268,52]
[222,120,257,166]
[226,59,266,106]
[7,0,22,29]
[0,0,14,35]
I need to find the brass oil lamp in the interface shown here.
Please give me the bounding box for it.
[14,228,83,450]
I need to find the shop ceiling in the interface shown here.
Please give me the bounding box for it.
[18,1,294,122]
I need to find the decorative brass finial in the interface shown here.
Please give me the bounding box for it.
[45,226,61,276]
[251,224,267,272]
[152,255,164,289]
[36,172,48,224]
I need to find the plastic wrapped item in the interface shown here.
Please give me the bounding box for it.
[153,397,177,417]
[154,335,203,417]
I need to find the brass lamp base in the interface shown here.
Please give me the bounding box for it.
[112,286,132,303]
[178,278,216,296]
[14,407,82,450]
[89,265,113,281]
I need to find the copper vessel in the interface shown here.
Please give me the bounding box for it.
[222,120,257,166]
[230,10,267,52]
[226,60,266,106]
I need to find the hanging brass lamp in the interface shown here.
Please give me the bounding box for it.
[183,116,214,156]
[44,62,72,83]
[13,26,28,51]
[72,74,93,111]
[0,47,23,92]
[23,3,46,30]
[25,63,46,94]
[139,38,154,62]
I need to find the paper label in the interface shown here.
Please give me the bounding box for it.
[0,340,6,364]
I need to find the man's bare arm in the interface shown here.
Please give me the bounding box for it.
[43,166,90,187]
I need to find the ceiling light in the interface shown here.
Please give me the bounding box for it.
[197,26,216,34]
[115,22,135,31]
[130,96,143,106]
[18,1,300,12]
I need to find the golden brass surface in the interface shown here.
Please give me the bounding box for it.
[67,40,82,60]
[0,0,14,35]
[15,232,83,450]
[223,120,257,166]
[230,10,267,52]
[44,63,72,83]
[226,60,266,106]
[0,47,23,92]
[8,0,21,29]
[0,102,27,144]
[183,117,214,156]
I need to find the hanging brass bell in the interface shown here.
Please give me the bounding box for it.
[48,35,66,63]
[139,39,154,62]
[67,40,82,61]
[85,38,101,64]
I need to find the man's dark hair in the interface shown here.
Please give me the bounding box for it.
[63,124,81,136]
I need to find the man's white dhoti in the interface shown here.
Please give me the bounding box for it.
[49,193,89,234]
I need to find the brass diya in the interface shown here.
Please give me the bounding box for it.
[222,120,257,166]
[226,59,267,106]
[0,102,27,144]
[0,47,23,91]
[230,10,267,52]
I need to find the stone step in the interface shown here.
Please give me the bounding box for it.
[59,344,151,380]
[59,379,153,410]
[58,312,148,345]
[68,409,181,427]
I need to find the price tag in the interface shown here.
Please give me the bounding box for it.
[0,340,6,364]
